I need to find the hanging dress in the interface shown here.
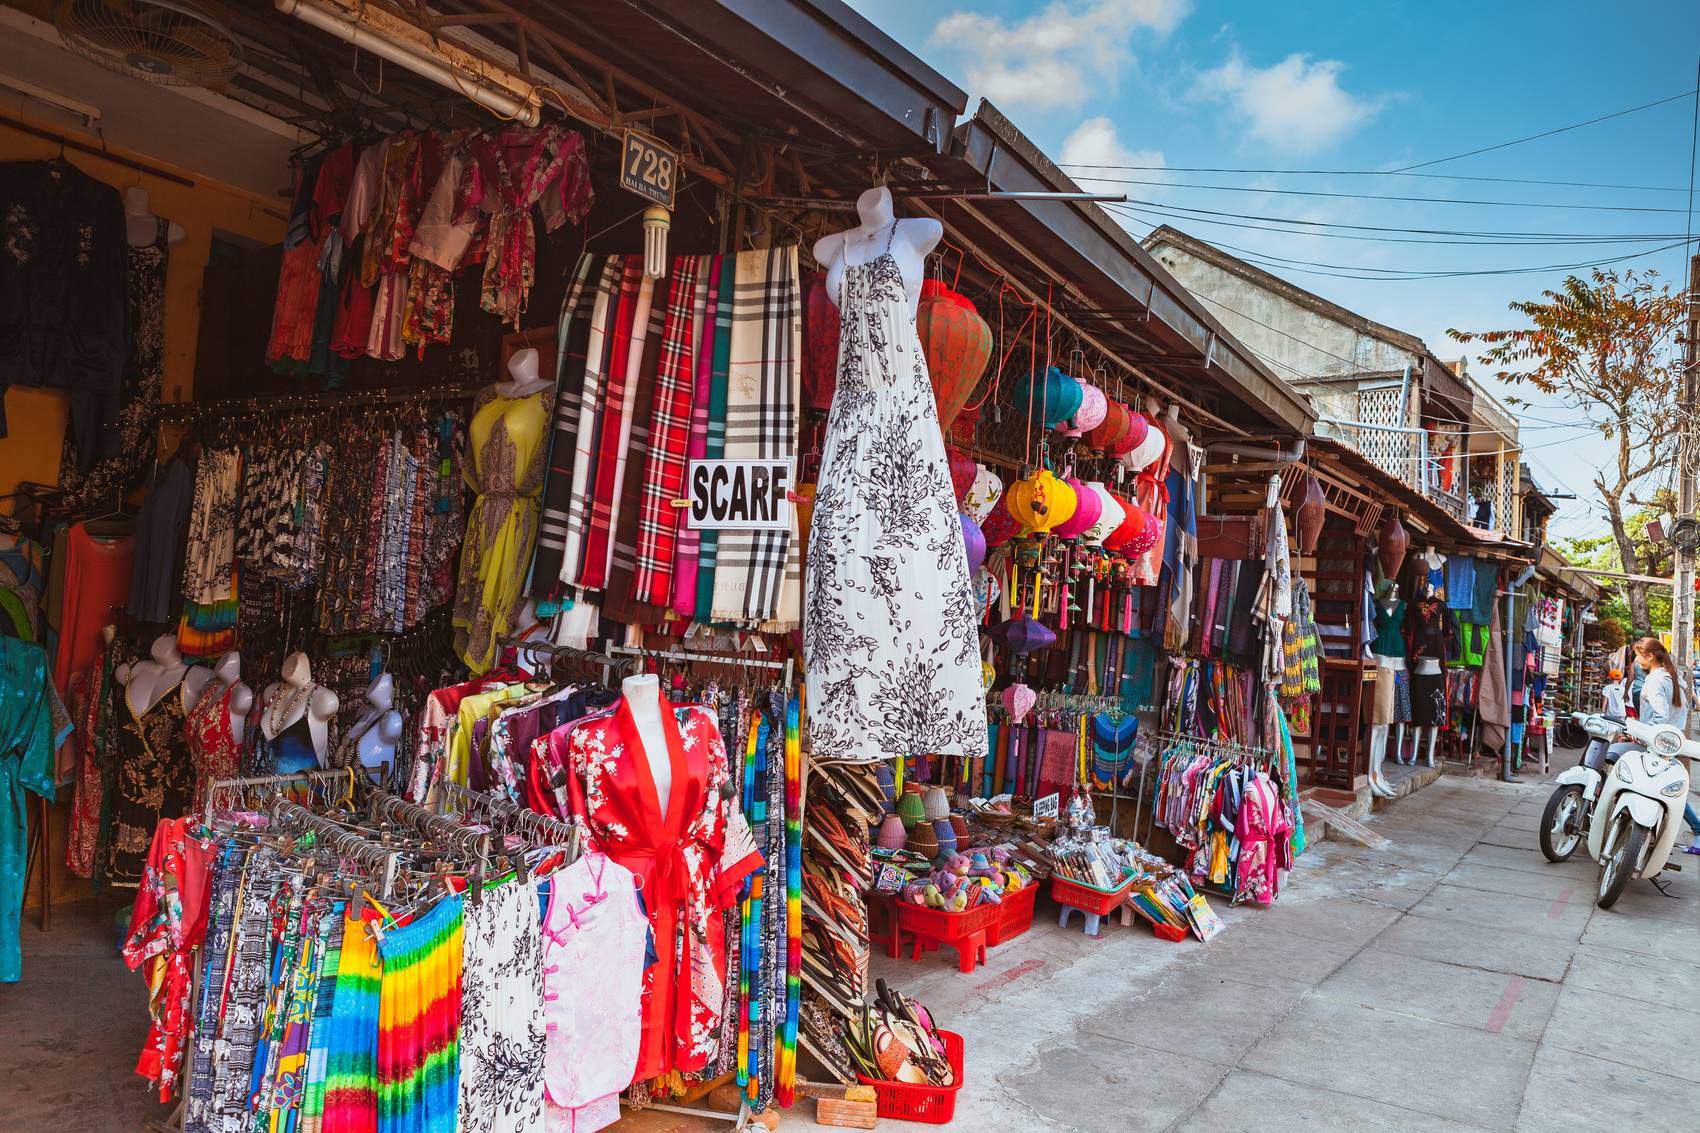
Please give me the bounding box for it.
[453,385,552,674]
[255,708,323,775]
[109,676,195,887]
[184,680,241,806]
[803,225,988,762]
[59,216,171,509]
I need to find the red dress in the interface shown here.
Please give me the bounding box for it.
[549,698,761,1081]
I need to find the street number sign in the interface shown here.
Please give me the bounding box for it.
[621,129,678,209]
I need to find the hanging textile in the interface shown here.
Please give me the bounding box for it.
[1,637,60,983]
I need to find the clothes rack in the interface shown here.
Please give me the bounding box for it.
[201,767,360,820]
[154,384,477,420]
[498,634,637,680]
[266,797,402,899]
[439,781,582,862]
[607,642,791,673]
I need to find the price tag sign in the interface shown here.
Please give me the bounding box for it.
[1032,792,1060,820]
[687,459,793,531]
[620,129,678,209]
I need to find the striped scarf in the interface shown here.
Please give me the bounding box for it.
[375,895,464,1133]
[530,255,600,597]
[711,247,802,629]
[695,263,736,624]
[557,258,623,589]
[631,257,701,606]
[320,910,382,1133]
[775,691,803,1106]
[671,259,720,620]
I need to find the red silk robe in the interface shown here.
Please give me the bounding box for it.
[546,698,762,1081]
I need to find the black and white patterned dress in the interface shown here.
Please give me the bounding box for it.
[804,229,988,762]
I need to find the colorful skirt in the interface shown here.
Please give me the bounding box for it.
[375,895,464,1133]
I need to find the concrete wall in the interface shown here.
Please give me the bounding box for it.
[1148,242,1417,384]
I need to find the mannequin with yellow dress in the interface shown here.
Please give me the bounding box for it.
[453,348,554,672]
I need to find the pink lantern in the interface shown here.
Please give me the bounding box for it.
[1002,683,1037,725]
[1050,477,1102,539]
[1062,382,1107,437]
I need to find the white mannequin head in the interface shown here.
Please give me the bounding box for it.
[856,185,895,228]
[507,347,539,384]
[123,185,152,217]
[151,633,182,665]
[214,651,242,682]
[281,652,312,687]
[368,672,395,709]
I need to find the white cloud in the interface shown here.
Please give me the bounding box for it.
[1195,49,1380,152]
[930,0,1189,112]
[1057,117,1163,234]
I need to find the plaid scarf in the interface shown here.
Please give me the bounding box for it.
[694,262,736,623]
[556,257,622,589]
[603,264,670,624]
[530,254,601,597]
[632,256,701,607]
[711,246,801,628]
[579,261,646,591]
[671,260,720,620]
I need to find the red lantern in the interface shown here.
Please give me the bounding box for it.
[1379,513,1409,578]
[1087,401,1129,453]
[1296,470,1325,555]
[802,272,839,411]
[980,486,1024,547]
[947,447,977,504]
[1102,495,1147,551]
[916,280,992,431]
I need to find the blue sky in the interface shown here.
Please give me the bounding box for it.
[846,0,1700,541]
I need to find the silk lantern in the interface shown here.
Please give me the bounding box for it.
[1006,469,1077,534]
[1122,419,1166,471]
[1123,505,1163,556]
[1012,367,1082,429]
[801,272,839,411]
[1296,470,1326,554]
[1086,400,1128,452]
[991,614,1056,655]
[966,464,1003,523]
[1002,682,1037,725]
[1379,513,1409,578]
[1118,410,1150,456]
[1102,495,1146,551]
[947,447,977,504]
[1082,483,1124,545]
[917,280,992,431]
[1051,477,1102,539]
[1063,382,1107,436]
[980,486,1024,547]
[960,512,987,575]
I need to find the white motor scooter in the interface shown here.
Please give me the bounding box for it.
[1542,713,1691,909]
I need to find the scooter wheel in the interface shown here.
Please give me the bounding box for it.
[1597,815,1648,910]
[1539,786,1584,862]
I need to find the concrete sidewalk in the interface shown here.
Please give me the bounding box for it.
[871,757,1700,1132]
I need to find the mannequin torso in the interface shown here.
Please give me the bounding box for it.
[126,634,193,713]
[123,186,185,247]
[185,650,253,745]
[343,672,404,771]
[260,652,340,766]
[623,673,671,814]
[813,186,942,320]
[494,346,554,399]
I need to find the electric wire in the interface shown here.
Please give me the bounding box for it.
[1056,164,1689,195]
[1393,88,1700,172]
[1073,175,1691,214]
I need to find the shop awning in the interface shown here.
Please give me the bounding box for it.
[1307,437,1534,560]
[918,103,1316,437]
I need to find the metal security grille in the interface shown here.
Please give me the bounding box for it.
[1351,385,1418,489]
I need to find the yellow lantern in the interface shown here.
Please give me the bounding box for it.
[1005,469,1077,534]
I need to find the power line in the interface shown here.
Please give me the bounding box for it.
[1393,88,1699,172]
[1111,196,1698,243]
[1112,203,1686,247]
[1112,204,1688,280]
[1073,174,1690,214]
[1056,163,1689,195]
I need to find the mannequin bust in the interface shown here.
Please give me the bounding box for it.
[623,672,672,814]
[260,652,340,768]
[184,650,254,746]
[123,186,186,247]
[125,634,194,713]
[344,672,405,771]
[495,347,554,398]
[813,186,942,319]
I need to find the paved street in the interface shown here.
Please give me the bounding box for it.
[874,758,1700,1132]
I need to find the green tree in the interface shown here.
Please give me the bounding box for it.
[1451,269,1683,636]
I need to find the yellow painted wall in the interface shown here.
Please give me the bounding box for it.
[2,113,285,911]
[0,111,286,511]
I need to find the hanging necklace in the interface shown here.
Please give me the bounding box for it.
[268,682,313,737]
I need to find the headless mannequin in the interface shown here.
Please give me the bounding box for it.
[184,650,253,746]
[260,652,340,766]
[123,186,185,247]
[345,672,405,771]
[1404,567,1445,767]
[1368,588,1404,798]
[495,347,554,398]
[125,634,194,713]
[813,186,942,320]
[623,673,671,814]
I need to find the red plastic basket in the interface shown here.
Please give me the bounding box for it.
[895,899,996,940]
[1050,872,1136,917]
[856,1029,966,1124]
[986,881,1037,946]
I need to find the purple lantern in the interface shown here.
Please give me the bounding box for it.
[959,512,987,576]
